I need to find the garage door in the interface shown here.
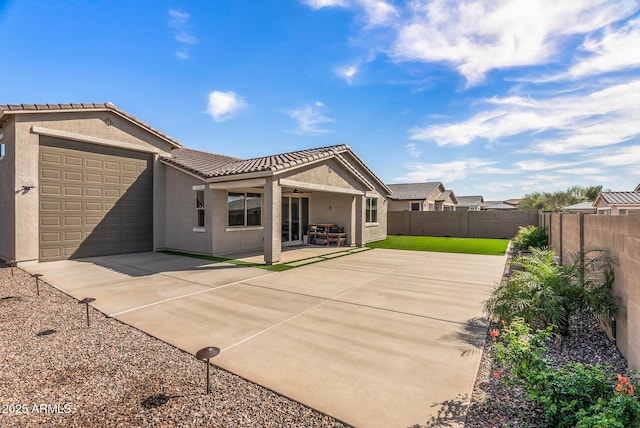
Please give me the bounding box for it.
[39,137,153,261]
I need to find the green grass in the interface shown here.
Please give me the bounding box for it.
[160,250,295,272]
[365,235,509,255]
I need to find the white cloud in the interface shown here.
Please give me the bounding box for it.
[405,143,421,158]
[567,18,640,79]
[397,158,495,183]
[335,65,359,83]
[206,91,247,122]
[168,9,199,60]
[392,0,637,86]
[306,0,638,86]
[303,0,348,9]
[285,104,334,135]
[410,80,640,155]
[303,0,397,26]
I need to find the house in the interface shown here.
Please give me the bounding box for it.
[0,103,390,265]
[455,195,484,211]
[482,201,518,211]
[387,182,456,211]
[594,186,640,215]
[562,201,596,214]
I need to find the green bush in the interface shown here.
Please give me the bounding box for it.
[484,247,618,335]
[513,225,548,250]
[493,319,640,427]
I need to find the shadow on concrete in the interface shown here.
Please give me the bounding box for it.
[409,393,469,428]
[437,317,489,356]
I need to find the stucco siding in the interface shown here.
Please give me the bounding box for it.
[210,189,264,254]
[18,111,175,156]
[163,166,212,254]
[364,190,387,243]
[283,158,365,191]
[0,120,16,260]
[9,113,175,261]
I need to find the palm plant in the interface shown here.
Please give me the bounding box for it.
[485,247,618,335]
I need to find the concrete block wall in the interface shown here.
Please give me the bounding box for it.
[387,210,539,239]
[544,212,640,370]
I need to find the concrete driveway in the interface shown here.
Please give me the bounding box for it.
[23,249,506,427]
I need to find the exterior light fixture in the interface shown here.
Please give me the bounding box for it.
[78,297,96,326]
[195,346,220,394]
[30,273,43,296]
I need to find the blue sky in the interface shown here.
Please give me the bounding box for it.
[2,0,639,200]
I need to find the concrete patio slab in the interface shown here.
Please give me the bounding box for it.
[22,248,507,427]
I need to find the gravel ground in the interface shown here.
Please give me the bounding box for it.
[0,263,348,428]
[463,249,628,428]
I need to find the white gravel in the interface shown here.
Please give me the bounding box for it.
[0,263,348,428]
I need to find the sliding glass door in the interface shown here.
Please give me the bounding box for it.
[282,196,308,244]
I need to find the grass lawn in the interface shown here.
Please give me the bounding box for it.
[161,250,295,272]
[366,235,509,255]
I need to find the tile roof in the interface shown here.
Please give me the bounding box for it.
[0,102,182,148]
[563,201,597,211]
[456,195,484,206]
[387,182,442,200]
[599,191,640,205]
[162,145,391,194]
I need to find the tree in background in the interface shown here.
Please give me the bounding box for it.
[519,185,603,212]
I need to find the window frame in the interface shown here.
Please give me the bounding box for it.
[195,190,205,230]
[366,197,378,224]
[410,202,420,211]
[228,192,263,227]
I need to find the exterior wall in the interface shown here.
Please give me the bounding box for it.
[546,212,640,370]
[0,119,16,261]
[210,188,265,255]
[163,166,212,254]
[387,210,539,238]
[388,199,425,211]
[364,190,387,243]
[284,158,363,191]
[10,112,175,261]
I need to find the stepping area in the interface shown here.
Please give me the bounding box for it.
[23,248,506,427]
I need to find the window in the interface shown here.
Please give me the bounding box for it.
[366,197,378,223]
[619,209,627,215]
[0,141,5,159]
[195,190,205,228]
[228,192,262,227]
[410,202,420,211]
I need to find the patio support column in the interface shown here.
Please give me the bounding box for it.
[263,176,282,265]
[355,194,365,247]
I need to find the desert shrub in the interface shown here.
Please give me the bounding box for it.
[493,319,640,427]
[513,225,548,250]
[484,247,618,335]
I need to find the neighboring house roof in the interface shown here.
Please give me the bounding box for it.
[387,182,443,200]
[436,189,457,204]
[596,192,640,206]
[456,195,484,206]
[0,102,182,148]
[563,201,596,212]
[162,144,392,194]
[483,202,518,210]
[503,198,522,206]
[634,183,640,192]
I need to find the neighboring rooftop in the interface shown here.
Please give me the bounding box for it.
[597,192,640,205]
[456,195,484,206]
[563,201,597,212]
[0,102,182,148]
[387,182,443,200]
[436,189,457,203]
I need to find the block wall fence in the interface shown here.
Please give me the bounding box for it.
[541,212,640,370]
[387,210,539,239]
